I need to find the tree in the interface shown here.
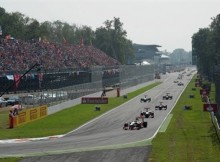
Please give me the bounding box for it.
[25,19,40,40]
[210,14,220,65]
[61,22,75,44]
[0,11,26,38]
[192,28,214,80]
[0,7,134,64]
[94,17,134,64]
[39,21,52,42]
[74,25,94,46]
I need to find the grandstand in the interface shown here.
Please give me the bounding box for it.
[0,38,155,106]
[0,38,120,71]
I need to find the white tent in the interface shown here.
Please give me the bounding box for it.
[161,54,169,58]
[135,60,151,65]
[142,60,151,65]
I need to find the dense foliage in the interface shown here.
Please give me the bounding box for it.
[0,7,134,64]
[192,14,220,80]
[192,13,220,107]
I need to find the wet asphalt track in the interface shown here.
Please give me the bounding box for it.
[0,70,195,162]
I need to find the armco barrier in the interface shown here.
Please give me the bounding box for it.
[211,112,220,141]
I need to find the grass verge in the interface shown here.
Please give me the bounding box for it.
[148,77,220,162]
[0,82,160,139]
[0,158,21,162]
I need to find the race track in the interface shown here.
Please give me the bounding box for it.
[0,70,195,161]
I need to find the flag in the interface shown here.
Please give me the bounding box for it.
[38,72,43,89]
[38,72,44,81]
[62,36,67,45]
[13,74,21,90]
[5,34,11,40]
[31,73,35,79]
[6,75,14,80]
[90,38,93,46]
[80,36,84,46]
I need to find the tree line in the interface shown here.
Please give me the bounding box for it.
[0,6,134,64]
[192,13,220,81]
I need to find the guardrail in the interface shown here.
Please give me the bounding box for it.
[211,112,220,142]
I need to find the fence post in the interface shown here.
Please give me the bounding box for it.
[117,87,120,97]
[9,110,15,128]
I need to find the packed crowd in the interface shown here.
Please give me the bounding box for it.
[0,38,120,72]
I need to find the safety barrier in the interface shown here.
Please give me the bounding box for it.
[211,112,220,141]
[1,65,154,108]
[9,105,48,128]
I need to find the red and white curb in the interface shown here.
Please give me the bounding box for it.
[0,135,64,144]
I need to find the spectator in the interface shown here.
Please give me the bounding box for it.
[0,38,120,72]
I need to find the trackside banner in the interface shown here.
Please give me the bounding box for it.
[14,105,48,127]
[81,97,108,104]
[200,89,210,95]
[203,104,218,112]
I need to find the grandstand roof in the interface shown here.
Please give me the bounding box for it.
[133,43,162,62]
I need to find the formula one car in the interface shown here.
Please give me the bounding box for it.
[155,102,167,110]
[162,93,173,100]
[155,73,161,79]
[123,116,147,130]
[140,108,154,118]
[177,82,184,86]
[140,95,151,103]
[178,74,183,79]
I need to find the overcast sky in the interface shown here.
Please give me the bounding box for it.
[1,0,220,52]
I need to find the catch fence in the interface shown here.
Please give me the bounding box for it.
[0,65,154,107]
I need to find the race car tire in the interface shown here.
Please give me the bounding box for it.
[143,122,147,128]
[123,123,129,130]
[145,114,149,118]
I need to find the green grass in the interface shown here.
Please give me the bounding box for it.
[0,158,21,162]
[148,77,220,162]
[0,113,9,129]
[0,82,160,139]
[1,76,220,162]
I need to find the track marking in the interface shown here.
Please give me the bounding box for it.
[159,114,173,132]
[0,72,196,158]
